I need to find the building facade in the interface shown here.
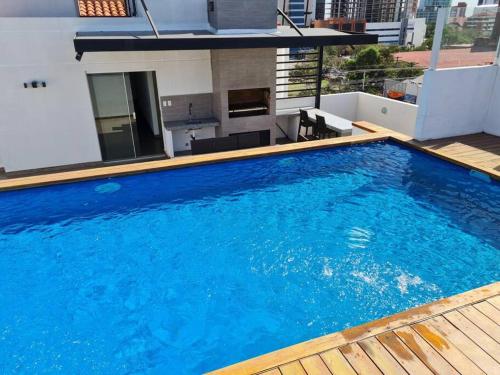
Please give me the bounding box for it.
[0,0,375,173]
[465,3,499,35]
[366,17,426,45]
[417,0,452,23]
[315,0,410,22]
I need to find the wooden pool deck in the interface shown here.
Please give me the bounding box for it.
[413,134,500,177]
[209,282,500,375]
[0,122,498,192]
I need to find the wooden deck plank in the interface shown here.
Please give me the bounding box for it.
[320,349,357,375]
[426,316,500,374]
[487,295,500,310]
[400,132,500,179]
[261,369,282,375]
[339,343,383,375]
[444,310,500,362]
[394,326,459,375]
[299,355,332,375]
[376,331,433,375]
[458,306,500,344]
[357,336,408,375]
[473,302,500,325]
[412,321,485,375]
[209,283,500,374]
[279,361,307,375]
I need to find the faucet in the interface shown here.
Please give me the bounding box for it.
[188,102,193,121]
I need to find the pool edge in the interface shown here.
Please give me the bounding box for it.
[1,122,498,192]
[207,281,500,374]
[0,131,390,192]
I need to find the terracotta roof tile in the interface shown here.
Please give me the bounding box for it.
[78,0,128,17]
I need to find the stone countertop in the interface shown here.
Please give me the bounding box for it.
[164,118,220,131]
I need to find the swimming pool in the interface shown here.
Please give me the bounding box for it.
[0,141,498,374]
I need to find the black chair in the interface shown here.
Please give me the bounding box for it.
[298,109,313,137]
[316,115,337,139]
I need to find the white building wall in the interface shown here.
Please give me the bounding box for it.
[320,92,359,120]
[366,22,402,45]
[277,92,418,138]
[366,18,427,47]
[355,93,418,136]
[415,65,499,140]
[483,66,500,137]
[406,18,426,47]
[0,18,212,172]
[0,0,210,29]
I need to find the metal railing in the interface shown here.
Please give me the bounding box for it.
[276,50,322,100]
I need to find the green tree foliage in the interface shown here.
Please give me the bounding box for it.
[442,24,479,45]
[336,45,423,94]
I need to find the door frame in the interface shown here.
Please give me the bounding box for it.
[86,69,166,163]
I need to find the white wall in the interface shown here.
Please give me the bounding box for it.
[356,93,418,137]
[408,18,426,48]
[319,92,359,121]
[0,0,76,17]
[366,22,402,45]
[483,66,500,136]
[321,92,418,136]
[0,18,212,172]
[365,19,427,47]
[0,0,210,29]
[415,65,499,140]
[276,92,418,138]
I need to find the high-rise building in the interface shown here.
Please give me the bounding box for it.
[465,2,499,35]
[408,0,419,17]
[315,0,409,22]
[316,0,334,20]
[417,0,452,23]
[279,0,316,27]
[449,2,467,26]
[365,0,409,22]
[478,0,499,5]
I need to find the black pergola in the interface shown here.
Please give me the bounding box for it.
[73,28,377,109]
[73,28,377,56]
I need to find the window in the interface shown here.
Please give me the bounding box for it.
[77,0,135,17]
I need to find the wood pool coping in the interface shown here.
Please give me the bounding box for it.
[0,122,498,192]
[208,282,500,374]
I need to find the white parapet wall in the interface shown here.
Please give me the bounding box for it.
[484,66,500,137]
[415,64,500,140]
[276,92,419,138]
[321,92,418,137]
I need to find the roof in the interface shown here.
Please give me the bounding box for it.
[77,0,128,17]
[73,27,378,57]
[394,48,495,69]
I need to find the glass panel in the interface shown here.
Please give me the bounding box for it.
[438,6,499,69]
[88,73,136,161]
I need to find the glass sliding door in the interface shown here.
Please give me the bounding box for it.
[88,73,137,161]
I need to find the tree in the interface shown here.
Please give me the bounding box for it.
[336,45,424,94]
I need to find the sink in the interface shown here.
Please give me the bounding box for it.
[186,119,202,125]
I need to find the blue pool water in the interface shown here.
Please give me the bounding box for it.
[0,142,498,374]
